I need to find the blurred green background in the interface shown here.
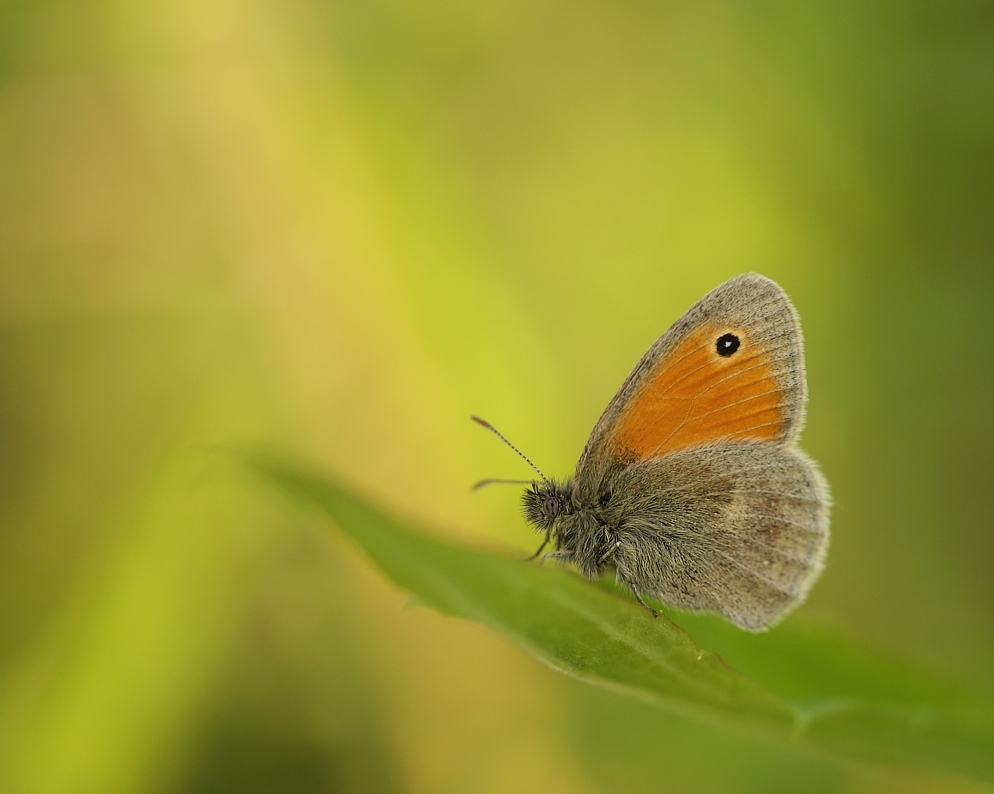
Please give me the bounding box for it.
[1,0,993,792]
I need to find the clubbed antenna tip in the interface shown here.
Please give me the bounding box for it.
[471,415,548,484]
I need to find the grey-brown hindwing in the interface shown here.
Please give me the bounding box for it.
[601,443,829,630]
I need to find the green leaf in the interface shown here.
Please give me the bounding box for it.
[255,457,994,784]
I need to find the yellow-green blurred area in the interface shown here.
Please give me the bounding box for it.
[1,0,993,792]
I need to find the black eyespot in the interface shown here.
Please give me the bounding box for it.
[543,495,560,516]
[598,491,611,508]
[716,333,740,357]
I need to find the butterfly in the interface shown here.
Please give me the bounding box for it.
[475,274,830,630]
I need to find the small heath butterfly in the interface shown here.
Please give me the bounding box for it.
[475,274,830,630]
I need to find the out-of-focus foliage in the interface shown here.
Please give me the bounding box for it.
[1,0,992,792]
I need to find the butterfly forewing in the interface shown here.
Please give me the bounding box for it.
[576,274,807,486]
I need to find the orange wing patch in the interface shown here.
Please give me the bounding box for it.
[611,323,785,460]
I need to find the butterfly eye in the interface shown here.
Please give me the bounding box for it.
[543,495,561,516]
[716,333,740,357]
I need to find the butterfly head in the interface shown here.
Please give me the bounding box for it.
[522,480,571,531]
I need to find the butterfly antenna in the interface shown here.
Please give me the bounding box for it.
[471,416,549,483]
[470,478,532,492]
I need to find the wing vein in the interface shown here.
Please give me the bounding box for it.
[713,548,801,595]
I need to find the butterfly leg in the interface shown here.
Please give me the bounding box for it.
[538,550,570,567]
[523,530,551,562]
[597,540,622,565]
[615,556,659,617]
[633,589,659,619]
